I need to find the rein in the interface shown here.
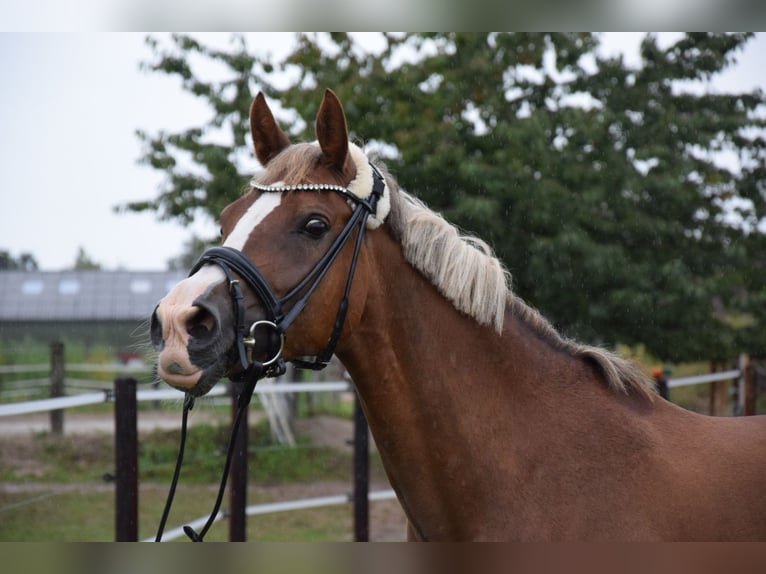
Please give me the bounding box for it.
[154,163,385,542]
[154,364,262,542]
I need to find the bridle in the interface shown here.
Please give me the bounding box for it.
[155,163,386,542]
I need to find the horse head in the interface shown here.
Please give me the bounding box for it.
[151,89,389,395]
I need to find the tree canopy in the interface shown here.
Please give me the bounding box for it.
[0,250,39,271]
[72,246,102,271]
[124,33,766,362]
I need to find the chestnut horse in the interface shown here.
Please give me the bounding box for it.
[152,89,766,541]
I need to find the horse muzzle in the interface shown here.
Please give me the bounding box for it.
[150,280,240,394]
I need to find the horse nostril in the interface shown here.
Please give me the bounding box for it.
[187,305,217,340]
[150,305,164,350]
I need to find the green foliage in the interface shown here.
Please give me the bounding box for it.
[0,416,376,541]
[0,250,38,271]
[0,417,356,485]
[166,235,218,271]
[72,246,101,270]
[0,336,50,366]
[138,419,350,484]
[0,483,356,541]
[0,336,118,367]
[126,33,766,362]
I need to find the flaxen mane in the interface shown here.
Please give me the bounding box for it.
[380,164,654,401]
[254,144,654,400]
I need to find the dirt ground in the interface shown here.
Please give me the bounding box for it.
[0,408,230,435]
[0,411,407,541]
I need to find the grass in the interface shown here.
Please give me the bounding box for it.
[0,487,117,541]
[0,418,357,485]
[0,415,394,541]
[0,485,358,541]
[137,419,354,485]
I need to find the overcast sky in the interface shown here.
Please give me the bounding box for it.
[1,33,764,271]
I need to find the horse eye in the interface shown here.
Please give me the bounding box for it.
[302,217,329,239]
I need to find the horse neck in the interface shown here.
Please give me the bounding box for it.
[338,228,605,409]
[335,230,608,539]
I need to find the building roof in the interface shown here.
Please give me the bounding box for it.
[0,270,185,322]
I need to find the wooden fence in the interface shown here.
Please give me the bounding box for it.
[0,350,761,541]
[111,376,384,542]
[0,365,388,542]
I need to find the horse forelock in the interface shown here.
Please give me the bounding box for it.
[254,143,331,186]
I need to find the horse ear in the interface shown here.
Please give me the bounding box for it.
[250,92,291,166]
[316,89,349,172]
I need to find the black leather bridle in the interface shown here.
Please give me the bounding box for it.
[155,163,386,542]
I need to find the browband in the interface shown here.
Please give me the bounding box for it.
[250,142,390,229]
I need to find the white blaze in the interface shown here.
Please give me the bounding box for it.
[165,191,284,303]
[224,192,283,250]
[163,191,283,317]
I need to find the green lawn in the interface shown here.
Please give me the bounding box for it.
[0,418,394,542]
[0,484,356,542]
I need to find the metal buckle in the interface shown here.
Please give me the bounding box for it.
[242,320,285,367]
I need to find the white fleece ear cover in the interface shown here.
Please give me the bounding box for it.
[345,143,390,229]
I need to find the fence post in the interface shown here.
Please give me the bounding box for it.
[114,376,138,542]
[352,391,369,542]
[49,341,65,435]
[743,358,757,416]
[708,360,730,416]
[737,354,747,416]
[229,382,248,542]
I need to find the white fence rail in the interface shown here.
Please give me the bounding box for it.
[667,369,740,388]
[0,363,746,419]
[0,392,107,417]
[150,489,398,542]
[0,362,153,375]
[0,380,352,418]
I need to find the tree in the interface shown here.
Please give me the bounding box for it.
[166,235,217,271]
[73,246,101,270]
[0,250,39,271]
[124,33,766,362]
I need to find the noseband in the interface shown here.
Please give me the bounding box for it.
[155,163,386,542]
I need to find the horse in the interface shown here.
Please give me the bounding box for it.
[151,89,766,541]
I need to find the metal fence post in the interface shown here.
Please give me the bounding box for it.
[114,376,138,542]
[353,391,369,541]
[49,341,65,435]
